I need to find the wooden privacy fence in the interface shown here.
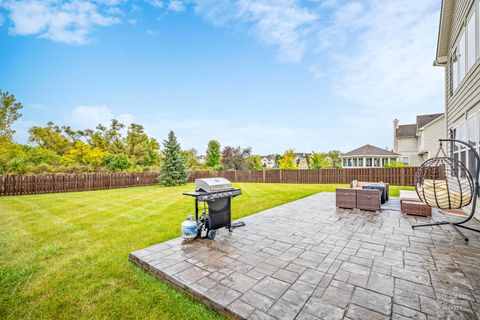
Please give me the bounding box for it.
[189,167,418,186]
[1,168,417,196]
[0,172,159,196]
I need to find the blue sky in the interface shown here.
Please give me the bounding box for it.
[0,0,444,155]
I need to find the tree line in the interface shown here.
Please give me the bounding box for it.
[0,89,348,176]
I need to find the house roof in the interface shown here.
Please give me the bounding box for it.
[261,155,276,160]
[436,0,454,64]
[416,113,444,129]
[342,144,399,157]
[397,124,417,138]
[396,113,445,138]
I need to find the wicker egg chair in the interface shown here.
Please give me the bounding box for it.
[412,139,480,241]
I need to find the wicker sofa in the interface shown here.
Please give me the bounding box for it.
[350,180,389,200]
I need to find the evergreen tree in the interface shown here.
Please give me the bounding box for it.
[205,140,221,169]
[158,131,187,186]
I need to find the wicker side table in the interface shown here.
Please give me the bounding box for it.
[401,200,432,217]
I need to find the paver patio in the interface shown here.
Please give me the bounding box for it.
[129,192,480,319]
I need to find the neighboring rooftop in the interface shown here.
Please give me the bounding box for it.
[397,124,417,138]
[342,144,399,157]
[396,113,444,138]
[416,113,444,129]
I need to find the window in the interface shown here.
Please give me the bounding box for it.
[382,158,388,166]
[366,158,372,167]
[353,158,357,167]
[374,158,381,167]
[467,9,476,71]
[343,159,347,167]
[401,156,410,165]
[451,48,459,92]
[459,32,466,81]
[358,158,363,167]
[348,158,352,167]
[468,115,476,146]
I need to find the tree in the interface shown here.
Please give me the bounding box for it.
[221,146,252,170]
[104,153,131,171]
[182,148,201,170]
[327,150,342,168]
[247,155,263,170]
[61,141,108,167]
[0,90,23,140]
[205,140,221,169]
[124,123,160,166]
[28,122,72,155]
[85,120,126,153]
[278,149,298,169]
[308,152,332,169]
[158,131,188,186]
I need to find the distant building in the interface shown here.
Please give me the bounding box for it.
[261,155,277,168]
[295,152,310,169]
[341,144,399,168]
[393,113,445,166]
[197,155,206,165]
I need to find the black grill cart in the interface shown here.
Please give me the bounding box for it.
[183,178,242,240]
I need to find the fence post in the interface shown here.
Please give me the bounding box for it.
[279,169,283,183]
[262,170,266,183]
[401,168,406,186]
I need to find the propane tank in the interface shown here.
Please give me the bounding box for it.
[181,215,197,240]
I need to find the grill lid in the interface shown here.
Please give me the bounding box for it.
[195,178,232,193]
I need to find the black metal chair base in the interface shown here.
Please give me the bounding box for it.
[412,221,480,242]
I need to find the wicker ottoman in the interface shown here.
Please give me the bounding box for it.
[356,189,381,212]
[401,200,432,216]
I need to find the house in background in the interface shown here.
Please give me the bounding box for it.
[435,0,480,176]
[341,144,399,168]
[393,113,446,166]
[295,152,310,169]
[197,155,206,165]
[261,155,277,168]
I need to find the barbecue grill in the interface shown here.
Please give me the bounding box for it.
[183,178,242,240]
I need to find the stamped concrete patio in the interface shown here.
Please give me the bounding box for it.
[130,193,480,319]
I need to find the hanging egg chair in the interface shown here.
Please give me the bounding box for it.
[412,139,480,242]
[415,153,473,209]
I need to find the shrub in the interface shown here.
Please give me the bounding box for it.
[384,161,409,168]
[104,154,131,171]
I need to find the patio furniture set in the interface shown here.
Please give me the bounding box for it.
[336,180,432,216]
[335,181,389,212]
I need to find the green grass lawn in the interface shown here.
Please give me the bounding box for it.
[0,183,413,319]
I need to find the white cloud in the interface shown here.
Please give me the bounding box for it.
[144,0,163,8]
[135,113,310,154]
[168,0,185,12]
[320,0,444,117]
[195,0,317,62]
[65,105,134,129]
[1,0,120,44]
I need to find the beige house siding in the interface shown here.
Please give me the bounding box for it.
[419,117,447,159]
[397,137,424,166]
[446,0,480,130]
[439,0,480,219]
